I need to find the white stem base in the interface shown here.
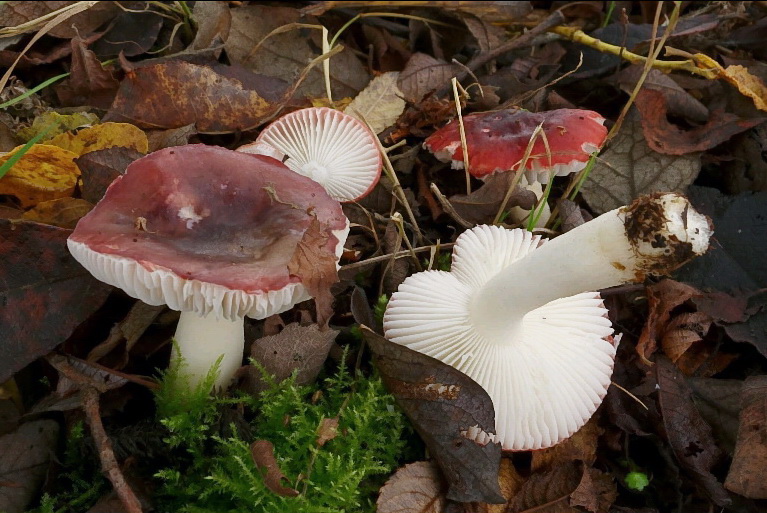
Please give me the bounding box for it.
[170,312,244,391]
[508,180,551,228]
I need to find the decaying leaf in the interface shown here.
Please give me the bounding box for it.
[0,144,79,208]
[345,72,406,134]
[21,197,92,228]
[244,322,337,394]
[145,124,196,152]
[569,467,618,513]
[190,0,231,50]
[397,53,459,103]
[688,378,743,455]
[724,375,767,499]
[481,458,527,513]
[16,112,99,142]
[634,89,764,155]
[531,417,603,472]
[56,37,119,109]
[250,440,300,497]
[91,9,164,58]
[617,66,709,123]
[105,61,285,133]
[363,327,504,504]
[661,311,713,363]
[48,122,148,157]
[656,357,731,506]
[225,4,369,99]
[287,218,340,328]
[581,110,701,214]
[0,420,59,513]
[75,146,143,204]
[694,53,767,112]
[0,1,120,39]
[377,461,447,513]
[449,172,536,225]
[315,417,339,447]
[508,461,582,512]
[0,220,112,383]
[638,280,701,364]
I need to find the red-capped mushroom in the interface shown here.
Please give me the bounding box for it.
[424,108,608,226]
[68,145,348,390]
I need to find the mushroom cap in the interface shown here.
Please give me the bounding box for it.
[383,225,617,451]
[252,107,382,202]
[68,145,349,321]
[424,109,607,183]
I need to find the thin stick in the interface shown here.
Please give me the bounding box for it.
[340,243,455,272]
[429,182,473,229]
[611,380,649,411]
[450,77,472,195]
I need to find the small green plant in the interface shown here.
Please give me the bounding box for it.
[373,294,389,327]
[625,470,650,491]
[154,360,408,513]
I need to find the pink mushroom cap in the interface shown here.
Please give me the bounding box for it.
[424,109,608,182]
[68,145,349,320]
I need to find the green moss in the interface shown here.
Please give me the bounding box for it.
[154,361,408,512]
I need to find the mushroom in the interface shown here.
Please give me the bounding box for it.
[68,145,349,390]
[238,107,382,202]
[383,193,712,450]
[424,108,608,226]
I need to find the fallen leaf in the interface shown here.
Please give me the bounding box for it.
[481,458,527,513]
[21,197,92,228]
[397,53,459,103]
[345,72,406,134]
[634,89,764,155]
[695,53,767,112]
[724,376,767,499]
[91,9,164,58]
[0,144,79,208]
[225,4,369,99]
[637,280,701,364]
[363,327,504,504]
[250,440,300,497]
[688,378,743,455]
[145,124,196,152]
[531,417,603,472]
[16,111,99,142]
[461,13,506,54]
[105,60,284,133]
[287,218,340,328]
[0,220,112,383]
[0,1,120,39]
[243,322,337,394]
[190,1,231,50]
[676,186,767,292]
[315,417,339,447]
[581,109,701,214]
[377,461,447,513]
[508,461,582,512]
[557,198,592,232]
[569,467,618,513]
[75,146,143,204]
[48,122,148,157]
[56,37,119,109]
[617,66,709,123]
[661,311,712,363]
[656,356,731,506]
[449,172,536,225]
[86,301,164,364]
[0,420,59,513]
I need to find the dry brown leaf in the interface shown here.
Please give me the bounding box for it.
[287,218,340,328]
[244,322,337,394]
[637,280,701,364]
[569,467,618,513]
[724,375,767,499]
[580,109,700,214]
[145,125,196,152]
[105,61,282,133]
[48,122,148,157]
[449,172,536,225]
[397,53,459,103]
[661,311,712,363]
[21,197,92,228]
[0,144,79,208]
[531,417,602,472]
[316,417,339,447]
[481,458,527,513]
[250,440,299,497]
[0,420,59,513]
[508,461,582,512]
[695,54,767,112]
[345,72,406,134]
[377,461,447,513]
[56,36,119,109]
[225,4,369,99]
[0,1,120,39]
[75,146,143,203]
[190,0,231,50]
[617,66,708,123]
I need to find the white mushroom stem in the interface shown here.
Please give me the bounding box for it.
[169,312,244,391]
[471,193,712,340]
[508,179,551,228]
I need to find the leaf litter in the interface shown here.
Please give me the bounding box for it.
[1,2,767,512]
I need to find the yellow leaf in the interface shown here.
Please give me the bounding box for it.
[345,72,406,134]
[22,197,93,228]
[48,122,149,156]
[0,144,80,207]
[17,111,99,141]
[694,54,767,112]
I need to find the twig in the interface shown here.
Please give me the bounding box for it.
[340,242,455,272]
[82,387,144,513]
[429,183,473,229]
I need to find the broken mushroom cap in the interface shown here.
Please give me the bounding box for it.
[384,193,712,450]
[239,107,382,203]
[68,144,349,389]
[424,108,607,183]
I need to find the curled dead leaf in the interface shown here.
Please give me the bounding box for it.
[250,440,300,497]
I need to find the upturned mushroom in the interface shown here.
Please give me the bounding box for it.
[424,108,608,226]
[238,107,382,202]
[68,145,348,390]
[383,193,712,450]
